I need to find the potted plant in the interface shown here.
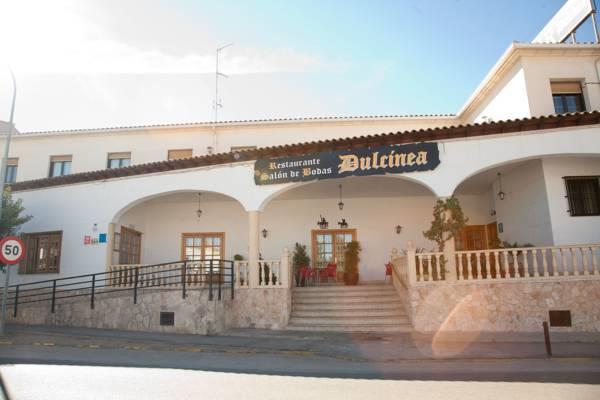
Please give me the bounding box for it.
[423,197,468,278]
[292,243,310,286]
[343,241,361,285]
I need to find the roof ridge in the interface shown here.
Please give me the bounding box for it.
[15,113,457,136]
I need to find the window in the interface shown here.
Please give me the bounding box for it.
[182,233,224,261]
[564,176,600,216]
[551,81,585,113]
[4,158,18,183]
[230,146,257,152]
[20,231,62,274]
[49,155,72,177]
[107,152,131,169]
[168,149,193,160]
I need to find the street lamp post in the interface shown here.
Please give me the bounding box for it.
[0,69,17,335]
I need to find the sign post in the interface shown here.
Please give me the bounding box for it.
[0,236,26,335]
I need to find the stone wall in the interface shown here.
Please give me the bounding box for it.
[8,287,292,335]
[409,279,600,333]
[226,288,291,329]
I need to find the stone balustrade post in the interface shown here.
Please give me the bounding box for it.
[280,247,291,288]
[406,241,417,285]
[444,236,458,281]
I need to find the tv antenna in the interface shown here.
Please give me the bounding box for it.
[214,43,233,123]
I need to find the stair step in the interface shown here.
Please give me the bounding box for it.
[292,290,397,298]
[293,285,395,293]
[292,309,407,318]
[289,283,411,332]
[286,324,412,333]
[289,316,410,326]
[293,296,401,304]
[293,302,403,311]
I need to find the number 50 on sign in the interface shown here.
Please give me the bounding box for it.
[0,236,26,265]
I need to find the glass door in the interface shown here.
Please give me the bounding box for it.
[181,233,225,281]
[312,229,356,276]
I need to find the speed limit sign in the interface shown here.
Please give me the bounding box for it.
[0,236,26,265]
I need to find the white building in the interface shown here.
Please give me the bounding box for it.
[3,7,600,334]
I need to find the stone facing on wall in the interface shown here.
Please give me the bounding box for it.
[226,289,291,329]
[409,280,600,333]
[8,287,292,335]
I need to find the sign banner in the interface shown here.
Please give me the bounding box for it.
[533,0,594,43]
[254,142,440,185]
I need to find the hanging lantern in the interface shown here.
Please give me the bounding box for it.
[497,172,505,200]
[338,184,344,210]
[196,193,203,217]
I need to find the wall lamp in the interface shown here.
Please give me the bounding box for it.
[262,229,268,238]
[395,225,402,234]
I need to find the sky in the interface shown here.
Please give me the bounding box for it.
[0,0,597,132]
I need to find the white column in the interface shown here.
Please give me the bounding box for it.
[443,207,458,281]
[105,222,116,269]
[248,210,261,288]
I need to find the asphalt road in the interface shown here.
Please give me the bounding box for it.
[1,342,600,383]
[1,324,600,399]
[1,364,599,400]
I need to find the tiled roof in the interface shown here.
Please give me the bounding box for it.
[10,111,600,192]
[16,114,457,137]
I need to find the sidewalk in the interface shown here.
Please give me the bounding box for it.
[2,323,600,362]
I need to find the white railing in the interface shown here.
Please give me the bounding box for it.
[454,244,600,282]
[391,243,600,286]
[234,248,292,289]
[390,250,408,288]
[415,252,446,282]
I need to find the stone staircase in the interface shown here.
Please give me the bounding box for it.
[287,284,412,332]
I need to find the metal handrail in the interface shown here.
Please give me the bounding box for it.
[2,259,235,317]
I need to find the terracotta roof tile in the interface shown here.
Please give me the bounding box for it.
[10,111,599,192]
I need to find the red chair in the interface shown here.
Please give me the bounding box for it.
[385,262,393,283]
[326,263,337,283]
[317,263,337,284]
[299,266,316,286]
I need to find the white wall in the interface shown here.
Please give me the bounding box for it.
[543,156,600,245]
[523,56,600,117]
[492,159,553,246]
[468,61,531,123]
[9,125,600,284]
[120,194,248,264]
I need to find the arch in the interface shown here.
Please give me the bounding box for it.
[111,188,246,223]
[257,174,439,211]
[450,153,600,196]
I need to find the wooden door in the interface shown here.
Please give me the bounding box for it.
[486,222,499,249]
[119,227,142,264]
[462,225,487,251]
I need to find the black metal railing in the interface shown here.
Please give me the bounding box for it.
[2,259,234,318]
